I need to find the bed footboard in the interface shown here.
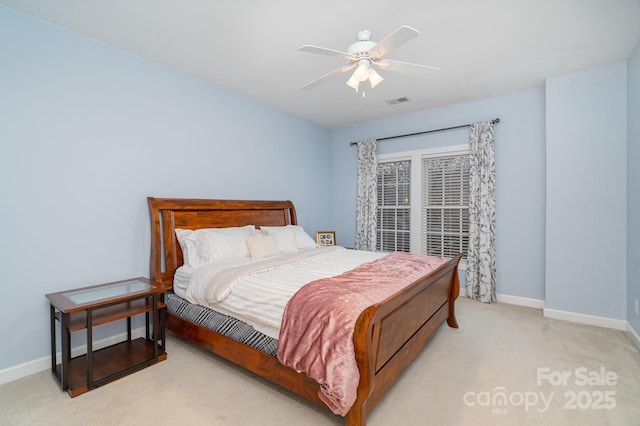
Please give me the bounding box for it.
[347,253,462,426]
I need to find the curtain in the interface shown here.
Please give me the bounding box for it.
[354,139,378,251]
[465,121,497,303]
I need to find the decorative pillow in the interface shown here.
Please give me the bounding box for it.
[185,225,255,267]
[270,228,298,254]
[261,225,317,250]
[246,235,281,260]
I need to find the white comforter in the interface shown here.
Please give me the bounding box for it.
[177,246,385,339]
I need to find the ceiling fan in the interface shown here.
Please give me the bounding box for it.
[298,26,441,94]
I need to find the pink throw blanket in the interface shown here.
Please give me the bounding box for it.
[277,252,448,416]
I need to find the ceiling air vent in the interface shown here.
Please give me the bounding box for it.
[386,97,410,105]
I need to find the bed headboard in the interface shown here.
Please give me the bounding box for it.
[147,197,298,285]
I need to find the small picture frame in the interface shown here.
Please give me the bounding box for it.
[316,231,336,246]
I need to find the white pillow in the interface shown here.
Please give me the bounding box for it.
[290,225,318,249]
[246,235,281,259]
[270,228,298,254]
[261,225,317,250]
[185,225,255,267]
[194,232,247,263]
[175,229,194,266]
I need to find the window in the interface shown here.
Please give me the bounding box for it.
[376,160,411,252]
[376,145,469,258]
[421,155,470,258]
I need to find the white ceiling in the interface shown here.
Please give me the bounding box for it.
[3,0,640,128]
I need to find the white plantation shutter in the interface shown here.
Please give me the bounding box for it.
[376,160,411,252]
[421,154,470,258]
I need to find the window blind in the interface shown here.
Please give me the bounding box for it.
[376,160,411,252]
[421,155,470,258]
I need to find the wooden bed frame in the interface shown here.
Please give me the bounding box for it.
[148,197,462,426]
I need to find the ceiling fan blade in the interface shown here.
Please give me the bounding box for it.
[377,59,441,79]
[298,45,354,61]
[301,65,355,90]
[371,26,420,57]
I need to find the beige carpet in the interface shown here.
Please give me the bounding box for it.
[2,298,639,426]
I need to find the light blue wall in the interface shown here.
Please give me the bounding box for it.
[545,62,627,319]
[628,41,640,333]
[0,6,332,371]
[2,4,637,376]
[331,89,547,300]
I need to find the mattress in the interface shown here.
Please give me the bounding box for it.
[173,246,386,339]
[166,291,279,356]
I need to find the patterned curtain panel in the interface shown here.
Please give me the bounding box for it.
[465,121,497,303]
[354,139,378,251]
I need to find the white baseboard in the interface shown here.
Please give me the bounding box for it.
[496,293,545,309]
[0,354,51,387]
[496,294,633,335]
[0,327,146,386]
[627,323,640,350]
[543,308,627,331]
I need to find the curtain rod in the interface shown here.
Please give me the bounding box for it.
[350,117,500,146]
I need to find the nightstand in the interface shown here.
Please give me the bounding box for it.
[46,277,168,397]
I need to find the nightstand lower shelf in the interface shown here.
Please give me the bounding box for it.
[54,338,167,397]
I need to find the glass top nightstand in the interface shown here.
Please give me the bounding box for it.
[46,277,169,397]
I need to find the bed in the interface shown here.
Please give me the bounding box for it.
[148,197,462,425]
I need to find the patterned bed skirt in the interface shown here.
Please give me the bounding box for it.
[165,291,279,357]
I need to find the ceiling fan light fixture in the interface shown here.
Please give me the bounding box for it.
[354,60,370,82]
[368,68,384,88]
[346,74,360,91]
